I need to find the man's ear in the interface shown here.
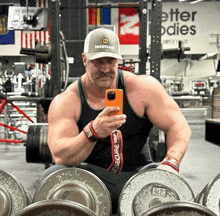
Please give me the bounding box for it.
[82,53,87,66]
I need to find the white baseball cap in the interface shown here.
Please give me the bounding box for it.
[84,27,122,60]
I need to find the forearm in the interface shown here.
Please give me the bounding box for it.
[48,131,97,166]
[165,123,191,163]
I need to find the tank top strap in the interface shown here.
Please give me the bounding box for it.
[117,70,124,89]
[77,77,86,105]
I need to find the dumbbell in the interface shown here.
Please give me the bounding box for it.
[18,167,112,216]
[141,201,217,216]
[0,169,32,216]
[118,168,195,216]
[196,173,220,216]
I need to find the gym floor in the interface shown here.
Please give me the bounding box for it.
[1,123,220,214]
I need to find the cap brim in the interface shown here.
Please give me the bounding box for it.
[86,52,122,60]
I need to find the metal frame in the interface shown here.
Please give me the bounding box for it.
[150,0,162,81]
[49,0,62,97]
[49,0,163,93]
[138,0,148,75]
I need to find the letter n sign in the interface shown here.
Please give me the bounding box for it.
[118,4,139,45]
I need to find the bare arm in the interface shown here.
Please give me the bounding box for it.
[47,88,126,166]
[47,91,95,165]
[140,76,191,162]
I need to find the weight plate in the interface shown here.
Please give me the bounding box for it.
[33,126,42,162]
[39,124,52,163]
[119,168,195,216]
[17,199,97,216]
[0,170,27,216]
[203,173,220,215]
[24,189,33,206]
[196,184,208,205]
[33,167,111,215]
[133,182,180,216]
[0,185,11,216]
[141,201,217,216]
[26,124,35,163]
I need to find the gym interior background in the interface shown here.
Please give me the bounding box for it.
[0,0,220,215]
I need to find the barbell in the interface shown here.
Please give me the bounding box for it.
[25,123,166,165]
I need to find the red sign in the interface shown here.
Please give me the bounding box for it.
[118,4,139,45]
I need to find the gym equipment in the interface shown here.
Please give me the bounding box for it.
[26,123,166,166]
[20,40,52,64]
[8,7,49,31]
[196,184,208,205]
[195,173,220,215]
[0,170,30,216]
[33,167,112,215]
[26,123,52,164]
[141,201,217,216]
[118,168,195,216]
[17,199,97,216]
[162,40,190,62]
[202,173,220,216]
[148,126,166,162]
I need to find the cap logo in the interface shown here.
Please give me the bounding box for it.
[103,38,109,44]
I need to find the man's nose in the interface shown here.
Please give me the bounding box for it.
[100,61,111,73]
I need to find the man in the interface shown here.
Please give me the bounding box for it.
[45,28,191,213]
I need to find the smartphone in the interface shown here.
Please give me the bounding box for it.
[105,89,123,116]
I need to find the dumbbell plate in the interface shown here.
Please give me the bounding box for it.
[141,201,217,216]
[203,173,220,215]
[119,168,195,216]
[33,167,111,215]
[196,184,208,205]
[0,170,27,216]
[17,199,97,216]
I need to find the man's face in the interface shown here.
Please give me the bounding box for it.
[84,55,119,89]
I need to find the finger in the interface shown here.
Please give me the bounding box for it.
[100,106,120,116]
[109,114,127,121]
[108,118,127,129]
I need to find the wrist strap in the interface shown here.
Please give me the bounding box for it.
[83,121,103,142]
[89,120,102,140]
[107,130,123,174]
[161,156,180,172]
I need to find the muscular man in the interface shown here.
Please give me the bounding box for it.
[45,28,191,213]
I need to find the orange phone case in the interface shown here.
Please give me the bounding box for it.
[105,89,123,116]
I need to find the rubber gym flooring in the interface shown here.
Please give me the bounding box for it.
[1,123,220,214]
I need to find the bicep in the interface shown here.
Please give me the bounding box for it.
[47,95,79,148]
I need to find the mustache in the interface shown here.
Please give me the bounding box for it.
[96,72,115,78]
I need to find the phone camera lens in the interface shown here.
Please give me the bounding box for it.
[108,91,115,100]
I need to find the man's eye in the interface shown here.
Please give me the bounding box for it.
[94,61,102,65]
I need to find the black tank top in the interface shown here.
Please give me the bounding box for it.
[77,71,153,171]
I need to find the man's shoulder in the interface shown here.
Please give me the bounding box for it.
[52,81,79,107]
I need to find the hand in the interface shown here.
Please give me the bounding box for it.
[157,164,179,175]
[92,106,127,138]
